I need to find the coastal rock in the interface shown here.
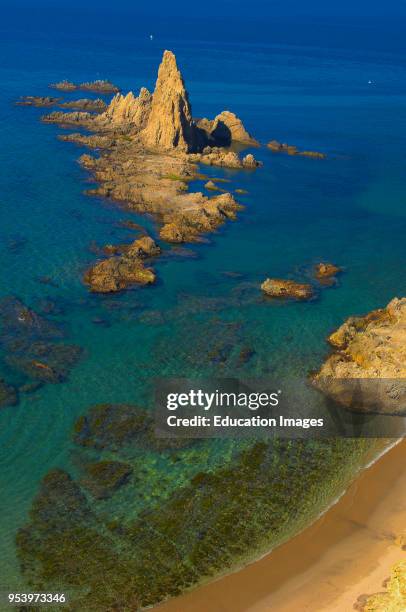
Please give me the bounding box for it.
[61,134,114,148]
[267,140,326,159]
[242,153,261,168]
[261,278,314,300]
[190,146,262,169]
[98,88,152,130]
[84,236,160,292]
[314,262,341,279]
[78,80,119,93]
[59,98,107,112]
[204,180,221,191]
[197,111,258,146]
[49,80,76,91]
[42,110,94,126]
[16,96,61,107]
[313,297,406,414]
[159,192,242,243]
[141,50,196,152]
[50,79,119,93]
[84,257,155,293]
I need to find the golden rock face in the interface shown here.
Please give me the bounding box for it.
[313,297,406,414]
[141,50,196,152]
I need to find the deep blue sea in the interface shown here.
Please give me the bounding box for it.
[1,7,406,598]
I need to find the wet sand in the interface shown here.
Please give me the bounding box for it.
[155,439,406,612]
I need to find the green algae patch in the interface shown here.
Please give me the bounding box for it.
[73,403,191,452]
[80,460,133,499]
[17,433,376,610]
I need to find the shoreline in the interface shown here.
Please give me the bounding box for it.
[154,438,406,612]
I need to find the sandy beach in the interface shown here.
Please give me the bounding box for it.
[155,439,406,612]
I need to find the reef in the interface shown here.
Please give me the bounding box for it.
[267,140,326,159]
[84,236,161,293]
[80,460,133,499]
[17,436,373,610]
[30,51,264,292]
[15,96,61,107]
[49,79,119,93]
[313,297,406,414]
[261,278,314,300]
[0,297,81,392]
[73,402,190,452]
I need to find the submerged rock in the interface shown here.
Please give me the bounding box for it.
[80,460,133,499]
[0,297,81,387]
[313,297,406,414]
[73,403,190,451]
[261,278,314,300]
[0,379,18,408]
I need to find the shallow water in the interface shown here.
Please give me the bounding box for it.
[0,10,406,601]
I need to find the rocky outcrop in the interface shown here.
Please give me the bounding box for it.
[59,98,107,112]
[261,278,314,300]
[197,111,258,146]
[268,140,326,159]
[97,87,152,130]
[314,262,341,280]
[79,80,119,93]
[50,79,119,93]
[16,96,61,107]
[141,50,196,152]
[84,236,160,293]
[159,192,242,243]
[42,110,94,126]
[313,298,406,414]
[314,262,342,286]
[190,147,262,169]
[28,50,264,293]
[49,80,76,91]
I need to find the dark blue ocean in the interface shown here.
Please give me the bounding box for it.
[1,7,406,595]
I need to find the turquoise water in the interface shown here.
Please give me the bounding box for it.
[1,13,406,602]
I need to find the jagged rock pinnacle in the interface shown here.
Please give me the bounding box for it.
[99,87,152,129]
[141,50,196,152]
